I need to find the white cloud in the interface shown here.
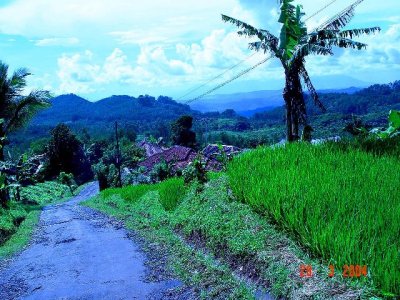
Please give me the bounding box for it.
[0,0,240,41]
[34,37,79,47]
[57,51,100,94]
[2,0,398,97]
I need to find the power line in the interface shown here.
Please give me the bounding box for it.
[182,0,354,104]
[317,0,365,30]
[177,52,257,101]
[185,55,273,104]
[304,0,339,23]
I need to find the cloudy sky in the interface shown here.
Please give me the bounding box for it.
[0,0,399,101]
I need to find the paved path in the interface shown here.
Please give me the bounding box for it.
[0,182,178,300]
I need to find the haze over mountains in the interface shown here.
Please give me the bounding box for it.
[191,87,362,115]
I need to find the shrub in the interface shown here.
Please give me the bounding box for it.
[149,159,173,183]
[182,158,207,185]
[57,172,77,195]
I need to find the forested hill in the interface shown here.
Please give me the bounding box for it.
[11,94,201,150]
[252,81,400,121]
[10,81,400,150]
[32,94,197,126]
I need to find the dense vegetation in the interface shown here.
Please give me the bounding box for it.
[0,181,72,257]
[86,174,379,299]
[7,81,399,154]
[227,142,399,295]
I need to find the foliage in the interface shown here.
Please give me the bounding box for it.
[370,110,400,139]
[46,124,93,184]
[149,159,174,183]
[57,172,77,195]
[227,143,400,295]
[170,115,197,149]
[331,135,400,159]
[101,177,187,211]
[1,181,70,250]
[222,1,380,141]
[85,176,378,299]
[93,161,118,191]
[0,61,51,207]
[0,61,51,155]
[91,136,145,190]
[156,178,186,211]
[182,157,207,185]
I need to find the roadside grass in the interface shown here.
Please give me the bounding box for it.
[103,177,186,211]
[227,142,400,297]
[0,210,41,258]
[0,181,73,259]
[83,176,377,299]
[84,189,256,299]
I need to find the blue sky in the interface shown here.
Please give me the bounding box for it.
[0,0,399,101]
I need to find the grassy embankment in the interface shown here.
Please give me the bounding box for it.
[0,181,73,258]
[228,143,399,297]
[84,145,393,300]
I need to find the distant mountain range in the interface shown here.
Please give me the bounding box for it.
[10,81,399,150]
[190,87,362,115]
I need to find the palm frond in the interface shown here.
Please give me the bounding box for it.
[291,43,333,62]
[5,90,52,132]
[299,65,326,112]
[222,14,279,54]
[325,37,367,50]
[317,0,366,30]
[9,68,31,96]
[339,27,381,39]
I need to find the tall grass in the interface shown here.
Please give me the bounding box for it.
[227,143,400,295]
[101,177,186,211]
[157,178,186,211]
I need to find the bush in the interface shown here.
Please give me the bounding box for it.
[182,158,207,185]
[149,159,173,183]
[57,172,77,195]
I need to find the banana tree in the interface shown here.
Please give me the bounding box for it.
[222,0,380,141]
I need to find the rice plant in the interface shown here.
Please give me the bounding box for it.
[101,177,186,211]
[227,143,400,295]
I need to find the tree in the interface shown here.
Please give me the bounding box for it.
[47,124,93,184]
[0,61,51,207]
[171,115,197,148]
[0,61,51,159]
[222,0,380,141]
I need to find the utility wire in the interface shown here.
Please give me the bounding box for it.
[317,0,365,30]
[177,52,257,101]
[185,55,273,104]
[304,0,339,23]
[182,0,357,104]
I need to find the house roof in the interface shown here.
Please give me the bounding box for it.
[139,145,197,171]
[137,140,164,158]
[202,144,241,158]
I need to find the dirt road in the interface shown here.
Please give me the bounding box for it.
[0,182,179,300]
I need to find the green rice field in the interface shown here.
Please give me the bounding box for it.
[227,143,400,296]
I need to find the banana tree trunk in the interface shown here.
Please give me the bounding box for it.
[283,68,303,142]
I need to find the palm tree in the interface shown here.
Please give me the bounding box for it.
[0,61,52,159]
[222,0,380,141]
[0,61,51,207]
